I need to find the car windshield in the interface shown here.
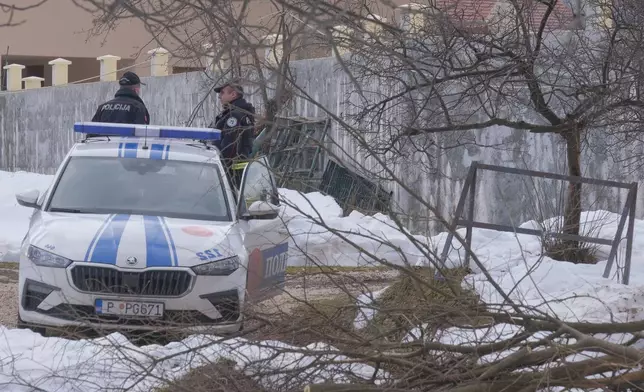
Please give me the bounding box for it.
[47,156,231,221]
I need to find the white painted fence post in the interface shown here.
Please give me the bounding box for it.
[398,3,426,33]
[332,25,354,56]
[97,55,121,81]
[263,33,283,67]
[22,76,44,89]
[148,47,170,76]
[3,64,25,91]
[48,58,72,86]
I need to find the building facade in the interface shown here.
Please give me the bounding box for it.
[0,0,600,90]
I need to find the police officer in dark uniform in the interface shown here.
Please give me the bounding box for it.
[208,80,256,188]
[91,71,150,125]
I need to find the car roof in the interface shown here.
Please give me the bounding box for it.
[68,136,222,164]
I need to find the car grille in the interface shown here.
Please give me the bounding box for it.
[70,265,193,297]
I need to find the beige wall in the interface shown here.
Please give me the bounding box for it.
[0,0,412,87]
[0,55,136,87]
[0,2,139,60]
[0,0,196,83]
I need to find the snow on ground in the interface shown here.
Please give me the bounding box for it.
[4,169,644,390]
[336,207,644,328]
[278,189,428,267]
[0,171,53,261]
[0,171,393,392]
[0,327,385,392]
[432,209,644,324]
[3,169,644,326]
[348,208,644,386]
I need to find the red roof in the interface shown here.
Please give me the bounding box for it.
[426,0,576,32]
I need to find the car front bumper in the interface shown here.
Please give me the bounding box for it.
[18,259,246,334]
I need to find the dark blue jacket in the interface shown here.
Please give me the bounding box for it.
[91,87,150,125]
[209,97,255,161]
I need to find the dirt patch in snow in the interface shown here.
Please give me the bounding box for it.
[0,268,396,332]
[0,268,19,328]
[252,269,397,315]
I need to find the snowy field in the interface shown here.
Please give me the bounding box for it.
[1,170,644,390]
[0,330,385,391]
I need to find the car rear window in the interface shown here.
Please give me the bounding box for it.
[47,156,231,221]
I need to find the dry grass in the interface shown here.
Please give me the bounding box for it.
[156,266,482,391]
[363,266,482,341]
[544,239,599,264]
[269,266,481,345]
[285,265,394,275]
[156,358,266,392]
[0,262,18,270]
[259,293,359,346]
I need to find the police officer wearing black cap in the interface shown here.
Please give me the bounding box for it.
[91,71,150,125]
[208,80,256,187]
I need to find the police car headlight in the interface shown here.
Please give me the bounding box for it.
[27,245,72,268]
[191,256,240,276]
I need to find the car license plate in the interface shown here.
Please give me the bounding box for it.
[95,299,164,318]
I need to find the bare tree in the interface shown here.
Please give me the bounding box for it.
[72,0,323,133]
[0,1,50,28]
[33,2,644,388]
[254,0,644,262]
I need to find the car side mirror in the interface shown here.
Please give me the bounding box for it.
[16,189,41,209]
[243,200,279,220]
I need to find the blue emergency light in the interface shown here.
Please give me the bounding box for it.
[73,122,222,141]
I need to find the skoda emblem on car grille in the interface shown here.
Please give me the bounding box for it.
[126,256,138,266]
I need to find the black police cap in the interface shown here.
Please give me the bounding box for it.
[214,80,243,95]
[119,71,146,86]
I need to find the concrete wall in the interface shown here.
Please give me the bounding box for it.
[0,56,641,234]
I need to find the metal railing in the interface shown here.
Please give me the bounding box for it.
[440,161,638,285]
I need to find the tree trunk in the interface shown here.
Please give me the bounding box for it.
[562,129,583,261]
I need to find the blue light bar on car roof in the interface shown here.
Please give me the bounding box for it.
[73,122,222,140]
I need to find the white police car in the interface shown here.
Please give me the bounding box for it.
[15,122,289,335]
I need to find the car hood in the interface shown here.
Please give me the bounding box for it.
[27,212,243,269]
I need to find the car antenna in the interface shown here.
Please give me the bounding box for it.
[142,125,149,150]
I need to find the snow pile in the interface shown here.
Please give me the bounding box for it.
[353,287,388,330]
[429,209,644,324]
[0,328,385,392]
[282,209,429,267]
[279,188,343,219]
[0,171,53,261]
[351,209,644,334]
[348,209,644,381]
[279,189,429,267]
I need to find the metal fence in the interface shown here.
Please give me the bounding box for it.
[440,161,637,285]
[319,159,393,216]
[259,116,330,192]
[260,115,392,216]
